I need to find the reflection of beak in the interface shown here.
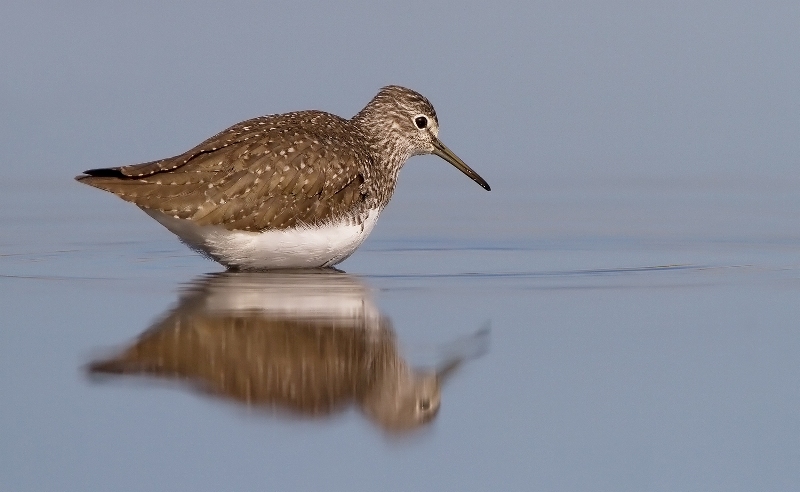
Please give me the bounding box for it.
[431,138,491,191]
[435,324,491,385]
[436,359,463,385]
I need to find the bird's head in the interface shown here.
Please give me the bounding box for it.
[354,85,490,191]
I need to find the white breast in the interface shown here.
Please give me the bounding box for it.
[202,272,384,326]
[144,208,381,270]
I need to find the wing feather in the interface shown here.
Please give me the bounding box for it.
[76,111,372,231]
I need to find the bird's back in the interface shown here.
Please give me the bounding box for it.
[76,110,376,231]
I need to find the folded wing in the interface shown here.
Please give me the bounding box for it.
[76,111,371,231]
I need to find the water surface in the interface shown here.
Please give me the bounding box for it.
[1,175,799,491]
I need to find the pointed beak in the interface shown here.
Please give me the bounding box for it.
[431,138,491,191]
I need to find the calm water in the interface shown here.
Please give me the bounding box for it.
[2,173,799,491]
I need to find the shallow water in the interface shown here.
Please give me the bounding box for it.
[2,174,799,491]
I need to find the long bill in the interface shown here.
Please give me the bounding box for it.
[431,138,491,191]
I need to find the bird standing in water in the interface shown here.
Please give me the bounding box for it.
[76,86,490,270]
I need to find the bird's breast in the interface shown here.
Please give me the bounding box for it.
[145,208,381,270]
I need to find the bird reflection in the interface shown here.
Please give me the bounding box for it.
[88,270,488,432]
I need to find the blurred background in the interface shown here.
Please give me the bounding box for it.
[3,1,797,182]
[1,2,798,491]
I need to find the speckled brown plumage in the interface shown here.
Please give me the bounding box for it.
[87,272,449,431]
[76,86,489,233]
[78,111,375,231]
[90,307,398,416]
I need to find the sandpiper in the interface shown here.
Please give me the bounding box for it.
[76,86,490,269]
[89,271,490,431]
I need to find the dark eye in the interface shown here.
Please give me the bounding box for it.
[414,116,428,129]
[419,399,431,411]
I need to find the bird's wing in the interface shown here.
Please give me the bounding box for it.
[76,112,371,231]
[87,288,384,415]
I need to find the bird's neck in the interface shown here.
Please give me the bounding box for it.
[351,108,413,177]
[350,110,413,209]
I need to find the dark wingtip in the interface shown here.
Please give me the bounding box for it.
[80,167,126,178]
[87,359,120,374]
[75,167,128,183]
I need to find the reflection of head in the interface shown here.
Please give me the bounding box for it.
[89,271,487,434]
[361,368,441,431]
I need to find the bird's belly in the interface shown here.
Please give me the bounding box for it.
[144,209,381,270]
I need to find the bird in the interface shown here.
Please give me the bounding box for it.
[88,271,490,432]
[76,86,490,270]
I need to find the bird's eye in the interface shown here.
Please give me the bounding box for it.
[414,116,428,129]
[419,399,431,411]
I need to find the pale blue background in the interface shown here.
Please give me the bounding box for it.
[2,2,799,491]
[4,1,797,183]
